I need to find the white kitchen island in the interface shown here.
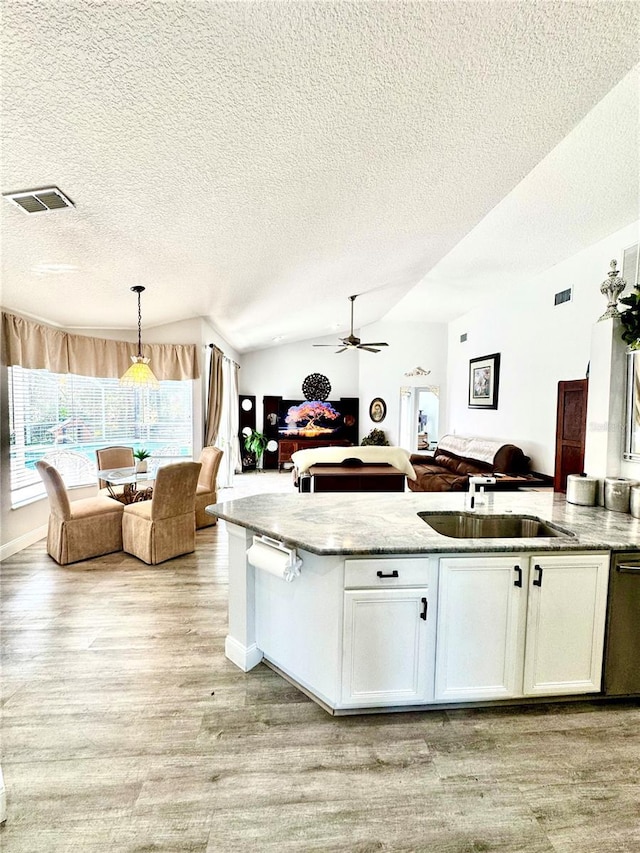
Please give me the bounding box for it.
[207,490,640,714]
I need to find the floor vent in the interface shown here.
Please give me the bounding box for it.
[3,186,74,214]
[554,287,572,306]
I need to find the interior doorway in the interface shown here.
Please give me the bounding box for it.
[399,386,440,452]
[554,378,588,492]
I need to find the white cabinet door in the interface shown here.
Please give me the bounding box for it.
[523,553,609,696]
[435,556,527,701]
[341,588,434,706]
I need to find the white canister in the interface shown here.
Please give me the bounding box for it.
[630,485,640,519]
[604,477,634,513]
[566,474,598,506]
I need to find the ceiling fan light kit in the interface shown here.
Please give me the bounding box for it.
[313,294,389,353]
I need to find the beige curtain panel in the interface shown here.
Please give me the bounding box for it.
[1,312,200,381]
[204,344,224,446]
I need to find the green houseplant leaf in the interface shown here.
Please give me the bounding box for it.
[620,289,640,348]
[243,430,268,467]
[134,448,151,461]
[360,428,390,446]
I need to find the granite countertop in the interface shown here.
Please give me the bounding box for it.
[207,490,640,555]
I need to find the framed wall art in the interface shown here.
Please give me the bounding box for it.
[369,397,387,423]
[468,352,500,409]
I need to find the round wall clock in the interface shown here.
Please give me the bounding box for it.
[302,373,331,401]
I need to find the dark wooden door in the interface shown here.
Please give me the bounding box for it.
[554,379,588,492]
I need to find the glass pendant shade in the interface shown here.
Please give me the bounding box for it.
[119,285,159,389]
[120,355,160,389]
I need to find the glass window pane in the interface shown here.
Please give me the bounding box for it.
[8,366,193,505]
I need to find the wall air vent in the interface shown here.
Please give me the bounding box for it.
[460,333,467,343]
[554,287,572,306]
[2,186,74,214]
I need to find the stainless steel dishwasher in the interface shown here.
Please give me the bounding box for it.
[603,551,640,696]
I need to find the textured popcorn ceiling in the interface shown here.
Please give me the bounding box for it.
[1,1,639,351]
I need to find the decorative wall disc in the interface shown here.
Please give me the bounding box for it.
[302,373,331,401]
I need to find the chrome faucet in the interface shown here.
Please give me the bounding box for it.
[468,475,497,509]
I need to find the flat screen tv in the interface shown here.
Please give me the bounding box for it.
[277,398,358,443]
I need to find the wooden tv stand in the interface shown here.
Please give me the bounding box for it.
[277,439,351,471]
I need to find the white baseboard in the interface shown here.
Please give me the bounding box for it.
[1,526,47,561]
[225,635,263,672]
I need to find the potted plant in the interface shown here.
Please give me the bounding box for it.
[134,447,151,473]
[620,284,640,350]
[243,430,268,470]
[360,428,390,446]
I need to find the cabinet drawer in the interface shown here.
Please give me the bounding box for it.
[278,441,296,462]
[344,558,433,589]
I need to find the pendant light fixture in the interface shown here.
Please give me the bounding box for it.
[119,286,160,389]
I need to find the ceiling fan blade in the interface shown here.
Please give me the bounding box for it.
[313,293,391,353]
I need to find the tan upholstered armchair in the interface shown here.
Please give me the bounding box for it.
[36,460,125,565]
[95,446,135,497]
[122,461,201,565]
[195,446,223,528]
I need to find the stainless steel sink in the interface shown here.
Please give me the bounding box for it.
[417,512,573,539]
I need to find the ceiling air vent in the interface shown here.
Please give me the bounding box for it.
[3,186,74,214]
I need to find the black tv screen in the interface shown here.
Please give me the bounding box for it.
[277,399,358,443]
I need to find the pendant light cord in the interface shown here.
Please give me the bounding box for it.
[120,285,158,389]
[136,289,143,357]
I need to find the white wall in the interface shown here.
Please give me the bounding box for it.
[356,322,449,446]
[447,220,639,475]
[240,323,449,448]
[239,337,360,432]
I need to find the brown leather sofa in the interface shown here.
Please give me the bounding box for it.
[408,434,530,493]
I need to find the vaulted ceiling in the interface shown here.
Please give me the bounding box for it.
[1,1,638,352]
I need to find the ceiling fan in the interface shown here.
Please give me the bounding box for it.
[313,294,389,353]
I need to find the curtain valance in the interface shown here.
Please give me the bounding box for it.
[1,311,200,381]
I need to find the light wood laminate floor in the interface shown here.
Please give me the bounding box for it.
[1,473,639,852]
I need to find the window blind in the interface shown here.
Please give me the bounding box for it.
[623,243,639,290]
[8,366,193,506]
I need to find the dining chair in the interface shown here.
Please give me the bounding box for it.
[95,446,135,497]
[122,461,201,565]
[195,446,224,528]
[36,460,125,565]
[41,449,97,488]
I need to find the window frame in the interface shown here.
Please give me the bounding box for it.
[7,365,193,507]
